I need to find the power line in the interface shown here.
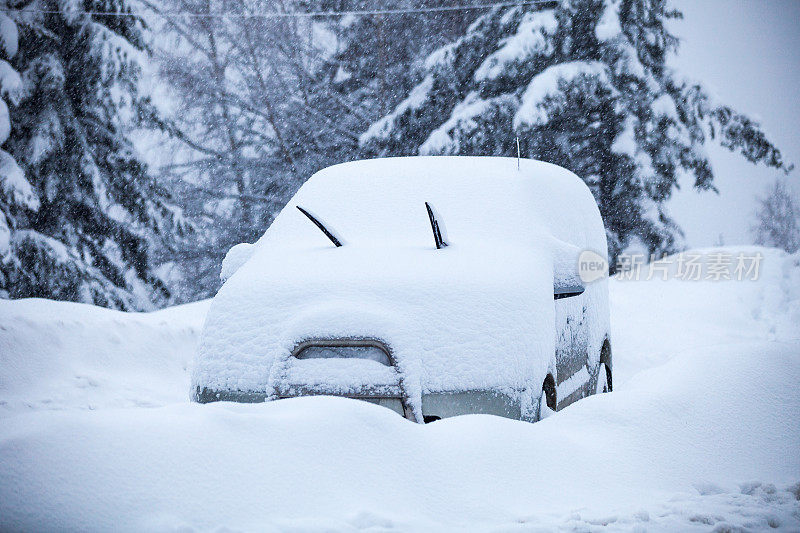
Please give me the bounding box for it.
[0,0,557,19]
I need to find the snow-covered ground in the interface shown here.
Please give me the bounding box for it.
[0,298,210,413]
[1,247,798,531]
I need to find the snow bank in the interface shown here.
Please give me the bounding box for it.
[611,246,800,383]
[1,341,798,531]
[0,298,209,415]
[0,247,799,530]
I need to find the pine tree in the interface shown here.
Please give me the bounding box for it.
[0,0,186,309]
[752,179,799,254]
[1,1,39,278]
[311,0,475,120]
[360,0,789,261]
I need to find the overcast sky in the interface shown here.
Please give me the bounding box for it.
[666,0,800,248]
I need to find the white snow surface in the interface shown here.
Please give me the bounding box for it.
[0,59,23,103]
[219,241,254,282]
[1,247,799,530]
[0,13,18,58]
[194,157,610,412]
[474,11,558,82]
[0,149,38,210]
[0,298,210,413]
[0,98,9,144]
[595,0,623,42]
[514,61,612,128]
[0,211,8,255]
[419,92,490,154]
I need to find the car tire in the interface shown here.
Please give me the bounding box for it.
[537,374,557,422]
[596,362,611,394]
[537,390,555,421]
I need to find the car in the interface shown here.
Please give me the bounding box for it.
[192,156,612,422]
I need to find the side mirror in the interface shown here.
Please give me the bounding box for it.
[220,242,255,282]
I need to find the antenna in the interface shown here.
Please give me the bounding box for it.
[296,206,343,247]
[425,202,448,249]
[516,136,521,170]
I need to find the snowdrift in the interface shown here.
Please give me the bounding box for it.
[0,298,209,414]
[1,247,799,531]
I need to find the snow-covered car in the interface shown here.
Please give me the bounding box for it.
[193,156,612,422]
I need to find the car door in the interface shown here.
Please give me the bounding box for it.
[554,289,590,410]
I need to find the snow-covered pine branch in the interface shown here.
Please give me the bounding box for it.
[0,0,185,309]
[360,0,789,261]
[0,2,39,274]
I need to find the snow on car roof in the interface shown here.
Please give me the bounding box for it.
[258,156,604,252]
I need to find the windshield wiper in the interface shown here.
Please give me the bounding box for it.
[296,206,343,247]
[425,202,448,249]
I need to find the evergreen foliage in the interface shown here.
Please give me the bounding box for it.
[752,179,799,254]
[2,0,791,305]
[0,0,186,309]
[360,0,789,260]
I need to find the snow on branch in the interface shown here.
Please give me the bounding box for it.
[474,11,557,82]
[513,61,611,128]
